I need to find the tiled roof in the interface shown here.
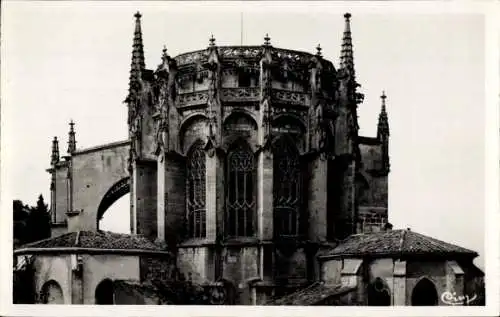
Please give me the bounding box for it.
[321,229,477,258]
[268,282,355,305]
[15,231,168,253]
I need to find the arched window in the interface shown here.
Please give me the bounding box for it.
[273,137,301,237]
[411,278,438,306]
[367,277,391,306]
[40,280,64,304]
[95,279,114,304]
[226,142,255,237]
[186,140,206,238]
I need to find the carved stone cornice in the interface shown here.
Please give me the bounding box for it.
[220,87,260,103]
[177,91,209,107]
[271,89,310,107]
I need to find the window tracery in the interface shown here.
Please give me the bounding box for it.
[273,137,301,237]
[186,140,206,238]
[226,142,255,237]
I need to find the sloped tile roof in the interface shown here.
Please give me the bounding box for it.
[268,282,356,306]
[15,231,168,253]
[321,229,477,258]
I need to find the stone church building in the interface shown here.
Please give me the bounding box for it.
[14,12,484,305]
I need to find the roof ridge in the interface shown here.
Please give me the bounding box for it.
[398,229,407,254]
[411,231,475,254]
[74,231,81,247]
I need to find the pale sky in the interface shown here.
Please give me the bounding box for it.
[2,2,486,269]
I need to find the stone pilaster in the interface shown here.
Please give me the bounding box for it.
[445,260,465,304]
[130,163,138,234]
[163,154,186,245]
[50,172,56,223]
[70,254,84,304]
[393,260,407,306]
[342,160,357,236]
[308,156,328,242]
[259,151,273,240]
[205,151,220,241]
[157,152,166,242]
[132,160,158,240]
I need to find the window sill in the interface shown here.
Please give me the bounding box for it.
[178,238,216,247]
[222,237,267,247]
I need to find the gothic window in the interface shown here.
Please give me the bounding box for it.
[273,137,301,237]
[186,140,206,238]
[226,142,255,237]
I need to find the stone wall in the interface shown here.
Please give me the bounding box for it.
[83,254,140,304]
[358,207,387,233]
[137,82,157,161]
[164,155,186,244]
[180,116,208,154]
[274,247,308,285]
[326,158,357,240]
[406,260,447,306]
[222,246,259,284]
[30,254,72,304]
[367,258,395,300]
[308,156,327,242]
[134,161,157,240]
[139,255,176,282]
[51,225,67,238]
[359,143,382,172]
[177,246,213,283]
[321,259,342,286]
[54,166,69,224]
[69,141,129,232]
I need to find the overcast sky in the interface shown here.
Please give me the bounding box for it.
[2,2,486,269]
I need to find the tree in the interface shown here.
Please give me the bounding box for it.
[26,194,51,242]
[13,200,29,247]
[13,194,51,247]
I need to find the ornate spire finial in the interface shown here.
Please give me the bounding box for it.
[161,45,169,61]
[126,11,146,103]
[209,34,216,47]
[264,33,271,46]
[316,44,322,57]
[340,12,354,73]
[378,90,389,137]
[67,120,76,154]
[51,136,60,165]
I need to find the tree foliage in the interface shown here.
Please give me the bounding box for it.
[13,194,51,247]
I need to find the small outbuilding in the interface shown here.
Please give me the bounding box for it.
[14,230,175,304]
[315,228,484,306]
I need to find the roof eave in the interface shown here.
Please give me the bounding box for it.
[14,247,171,257]
[318,251,477,261]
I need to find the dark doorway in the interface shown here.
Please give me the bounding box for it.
[95,279,114,304]
[367,277,391,306]
[411,278,438,306]
[40,280,64,304]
